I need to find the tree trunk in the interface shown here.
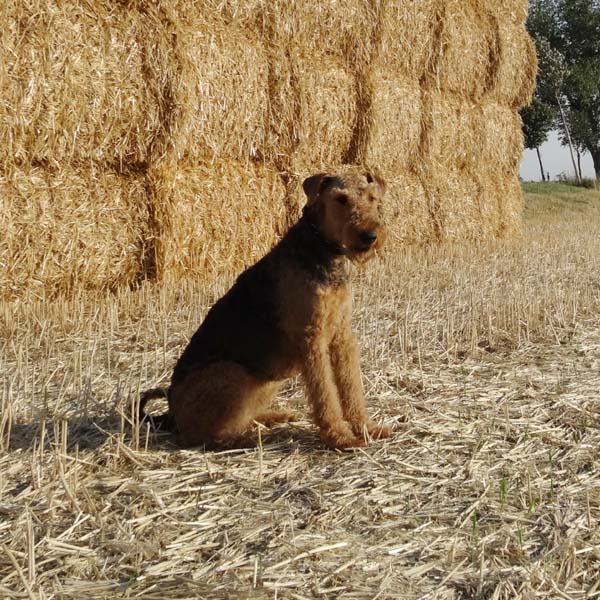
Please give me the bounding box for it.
[591,148,600,180]
[556,93,582,184]
[536,147,546,181]
[576,149,583,181]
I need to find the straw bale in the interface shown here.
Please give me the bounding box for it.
[148,160,287,281]
[426,94,481,173]
[488,17,537,109]
[286,51,357,171]
[258,46,298,169]
[190,0,383,179]
[478,169,524,237]
[194,0,377,66]
[472,172,504,238]
[436,0,497,101]
[378,0,440,80]
[474,0,528,25]
[429,165,523,241]
[259,48,356,171]
[499,174,524,237]
[161,10,270,164]
[0,166,149,300]
[365,70,422,176]
[266,0,377,64]
[479,102,524,176]
[384,171,439,245]
[426,167,488,241]
[0,1,162,168]
[388,166,522,243]
[0,0,536,299]
[0,1,272,168]
[174,3,363,169]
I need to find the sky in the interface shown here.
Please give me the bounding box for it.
[519,129,596,181]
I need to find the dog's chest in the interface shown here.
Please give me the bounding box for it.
[280,279,351,339]
[314,285,351,334]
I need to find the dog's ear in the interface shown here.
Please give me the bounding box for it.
[302,173,335,204]
[365,171,386,195]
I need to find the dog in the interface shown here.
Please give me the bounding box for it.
[140,168,391,449]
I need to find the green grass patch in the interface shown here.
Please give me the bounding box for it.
[523,181,600,221]
[521,182,588,195]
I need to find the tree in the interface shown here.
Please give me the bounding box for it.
[528,0,600,179]
[521,97,555,180]
[561,61,600,178]
[520,33,567,181]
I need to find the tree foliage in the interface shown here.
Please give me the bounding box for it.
[519,16,565,158]
[527,0,600,178]
[522,97,555,150]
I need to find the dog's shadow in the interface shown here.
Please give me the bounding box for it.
[6,414,329,456]
[7,412,134,453]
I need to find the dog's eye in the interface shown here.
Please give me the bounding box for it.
[336,194,349,206]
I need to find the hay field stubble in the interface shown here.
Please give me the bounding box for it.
[1,184,600,599]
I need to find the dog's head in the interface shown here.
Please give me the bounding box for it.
[302,169,387,262]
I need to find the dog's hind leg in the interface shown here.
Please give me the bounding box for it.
[254,408,296,427]
[169,362,278,448]
[139,387,173,431]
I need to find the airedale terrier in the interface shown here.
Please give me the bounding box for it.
[140,168,391,449]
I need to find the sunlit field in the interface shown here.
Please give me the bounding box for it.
[1,184,599,599]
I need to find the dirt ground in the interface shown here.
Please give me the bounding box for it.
[1,184,599,599]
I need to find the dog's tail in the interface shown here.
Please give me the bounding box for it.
[139,387,174,432]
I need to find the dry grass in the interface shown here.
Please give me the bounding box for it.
[2,185,600,598]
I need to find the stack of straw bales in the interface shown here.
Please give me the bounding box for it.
[0,0,535,299]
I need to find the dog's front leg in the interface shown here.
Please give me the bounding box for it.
[330,326,391,441]
[302,337,364,449]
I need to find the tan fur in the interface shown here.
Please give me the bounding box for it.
[141,168,392,449]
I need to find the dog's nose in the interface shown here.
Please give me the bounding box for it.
[359,230,378,245]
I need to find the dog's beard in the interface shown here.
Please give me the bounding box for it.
[347,245,377,264]
[345,232,385,264]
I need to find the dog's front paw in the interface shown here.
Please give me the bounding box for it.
[369,422,392,439]
[320,423,366,450]
[352,420,392,440]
